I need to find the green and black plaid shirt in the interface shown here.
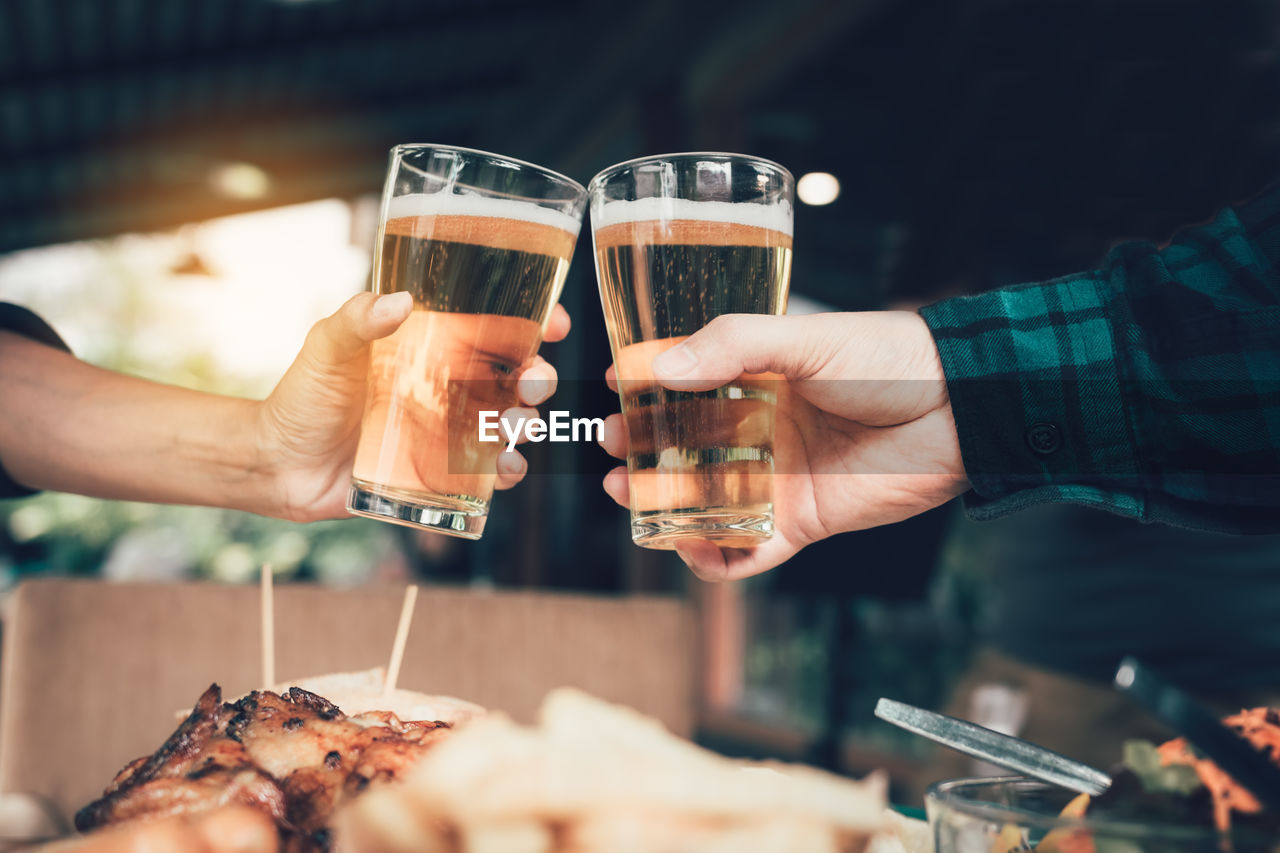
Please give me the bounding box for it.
[920,184,1280,534]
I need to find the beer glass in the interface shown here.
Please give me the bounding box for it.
[348,145,586,538]
[589,153,793,549]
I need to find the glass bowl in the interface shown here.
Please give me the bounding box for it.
[926,776,1280,853]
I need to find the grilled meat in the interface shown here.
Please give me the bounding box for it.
[77,683,454,851]
[76,685,286,831]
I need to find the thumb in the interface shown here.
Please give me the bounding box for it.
[651,314,824,391]
[305,292,412,364]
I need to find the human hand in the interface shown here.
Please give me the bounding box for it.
[258,292,570,522]
[600,311,969,580]
[44,806,277,853]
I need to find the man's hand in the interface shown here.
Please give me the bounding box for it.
[600,311,968,580]
[259,292,569,522]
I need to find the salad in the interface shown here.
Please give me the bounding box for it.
[992,707,1280,853]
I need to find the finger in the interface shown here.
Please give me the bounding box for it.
[598,413,628,459]
[544,304,571,343]
[500,407,539,445]
[674,538,791,582]
[650,314,822,392]
[64,816,195,853]
[305,292,412,364]
[673,540,728,580]
[494,450,528,489]
[604,364,618,394]
[516,358,557,407]
[602,466,630,507]
[193,806,279,853]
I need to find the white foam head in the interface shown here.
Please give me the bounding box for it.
[593,197,793,236]
[386,193,582,235]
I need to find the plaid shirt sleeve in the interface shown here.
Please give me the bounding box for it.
[919,184,1280,534]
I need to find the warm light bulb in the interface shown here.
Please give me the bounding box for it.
[208,162,271,200]
[797,172,840,206]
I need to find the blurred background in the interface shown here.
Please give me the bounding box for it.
[3,0,1280,802]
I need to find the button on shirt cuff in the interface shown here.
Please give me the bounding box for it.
[919,274,1145,523]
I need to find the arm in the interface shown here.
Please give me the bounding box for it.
[0,292,568,522]
[921,183,1280,533]
[0,330,273,513]
[602,186,1280,579]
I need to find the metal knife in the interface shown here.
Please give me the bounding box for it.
[875,697,1112,796]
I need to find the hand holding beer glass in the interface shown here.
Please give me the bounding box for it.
[590,153,794,549]
[348,145,586,538]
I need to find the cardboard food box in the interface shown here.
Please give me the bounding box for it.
[0,578,696,822]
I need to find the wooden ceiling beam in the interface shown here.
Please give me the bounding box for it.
[0,81,515,191]
[472,0,684,176]
[683,0,888,113]
[0,0,571,90]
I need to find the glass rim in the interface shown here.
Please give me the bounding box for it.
[390,143,587,197]
[587,150,794,194]
[926,775,1255,842]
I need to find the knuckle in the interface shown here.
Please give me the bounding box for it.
[681,316,738,366]
[688,563,720,582]
[334,293,373,331]
[348,291,379,310]
[703,313,748,340]
[338,299,367,331]
[302,321,329,353]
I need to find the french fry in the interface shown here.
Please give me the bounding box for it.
[562,812,840,853]
[867,810,932,853]
[337,688,889,852]
[458,820,554,853]
[335,786,452,853]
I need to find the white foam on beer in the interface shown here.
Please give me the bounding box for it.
[594,197,793,236]
[386,193,582,235]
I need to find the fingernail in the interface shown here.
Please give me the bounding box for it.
[372,291,412,321]
[653,344,698,378]
[673,546,695,569]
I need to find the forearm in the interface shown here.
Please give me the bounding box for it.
[0,332,277,514]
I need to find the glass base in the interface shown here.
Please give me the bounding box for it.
[631,508,773,550]
[346,484,486,539]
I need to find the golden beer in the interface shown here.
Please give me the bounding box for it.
[349,148,585,539]
[592,180,793,549]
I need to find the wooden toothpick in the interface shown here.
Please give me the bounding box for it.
[261,563,275,691]
[384,585,419,697]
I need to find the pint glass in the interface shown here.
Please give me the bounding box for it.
[348,145,587,539]
[590,153,793,549]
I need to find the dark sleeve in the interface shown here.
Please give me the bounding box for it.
[0,303,72,498]
[918,183,1280,534]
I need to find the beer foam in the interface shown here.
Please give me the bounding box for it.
[594,197,793,236]
[386,193,582,235]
